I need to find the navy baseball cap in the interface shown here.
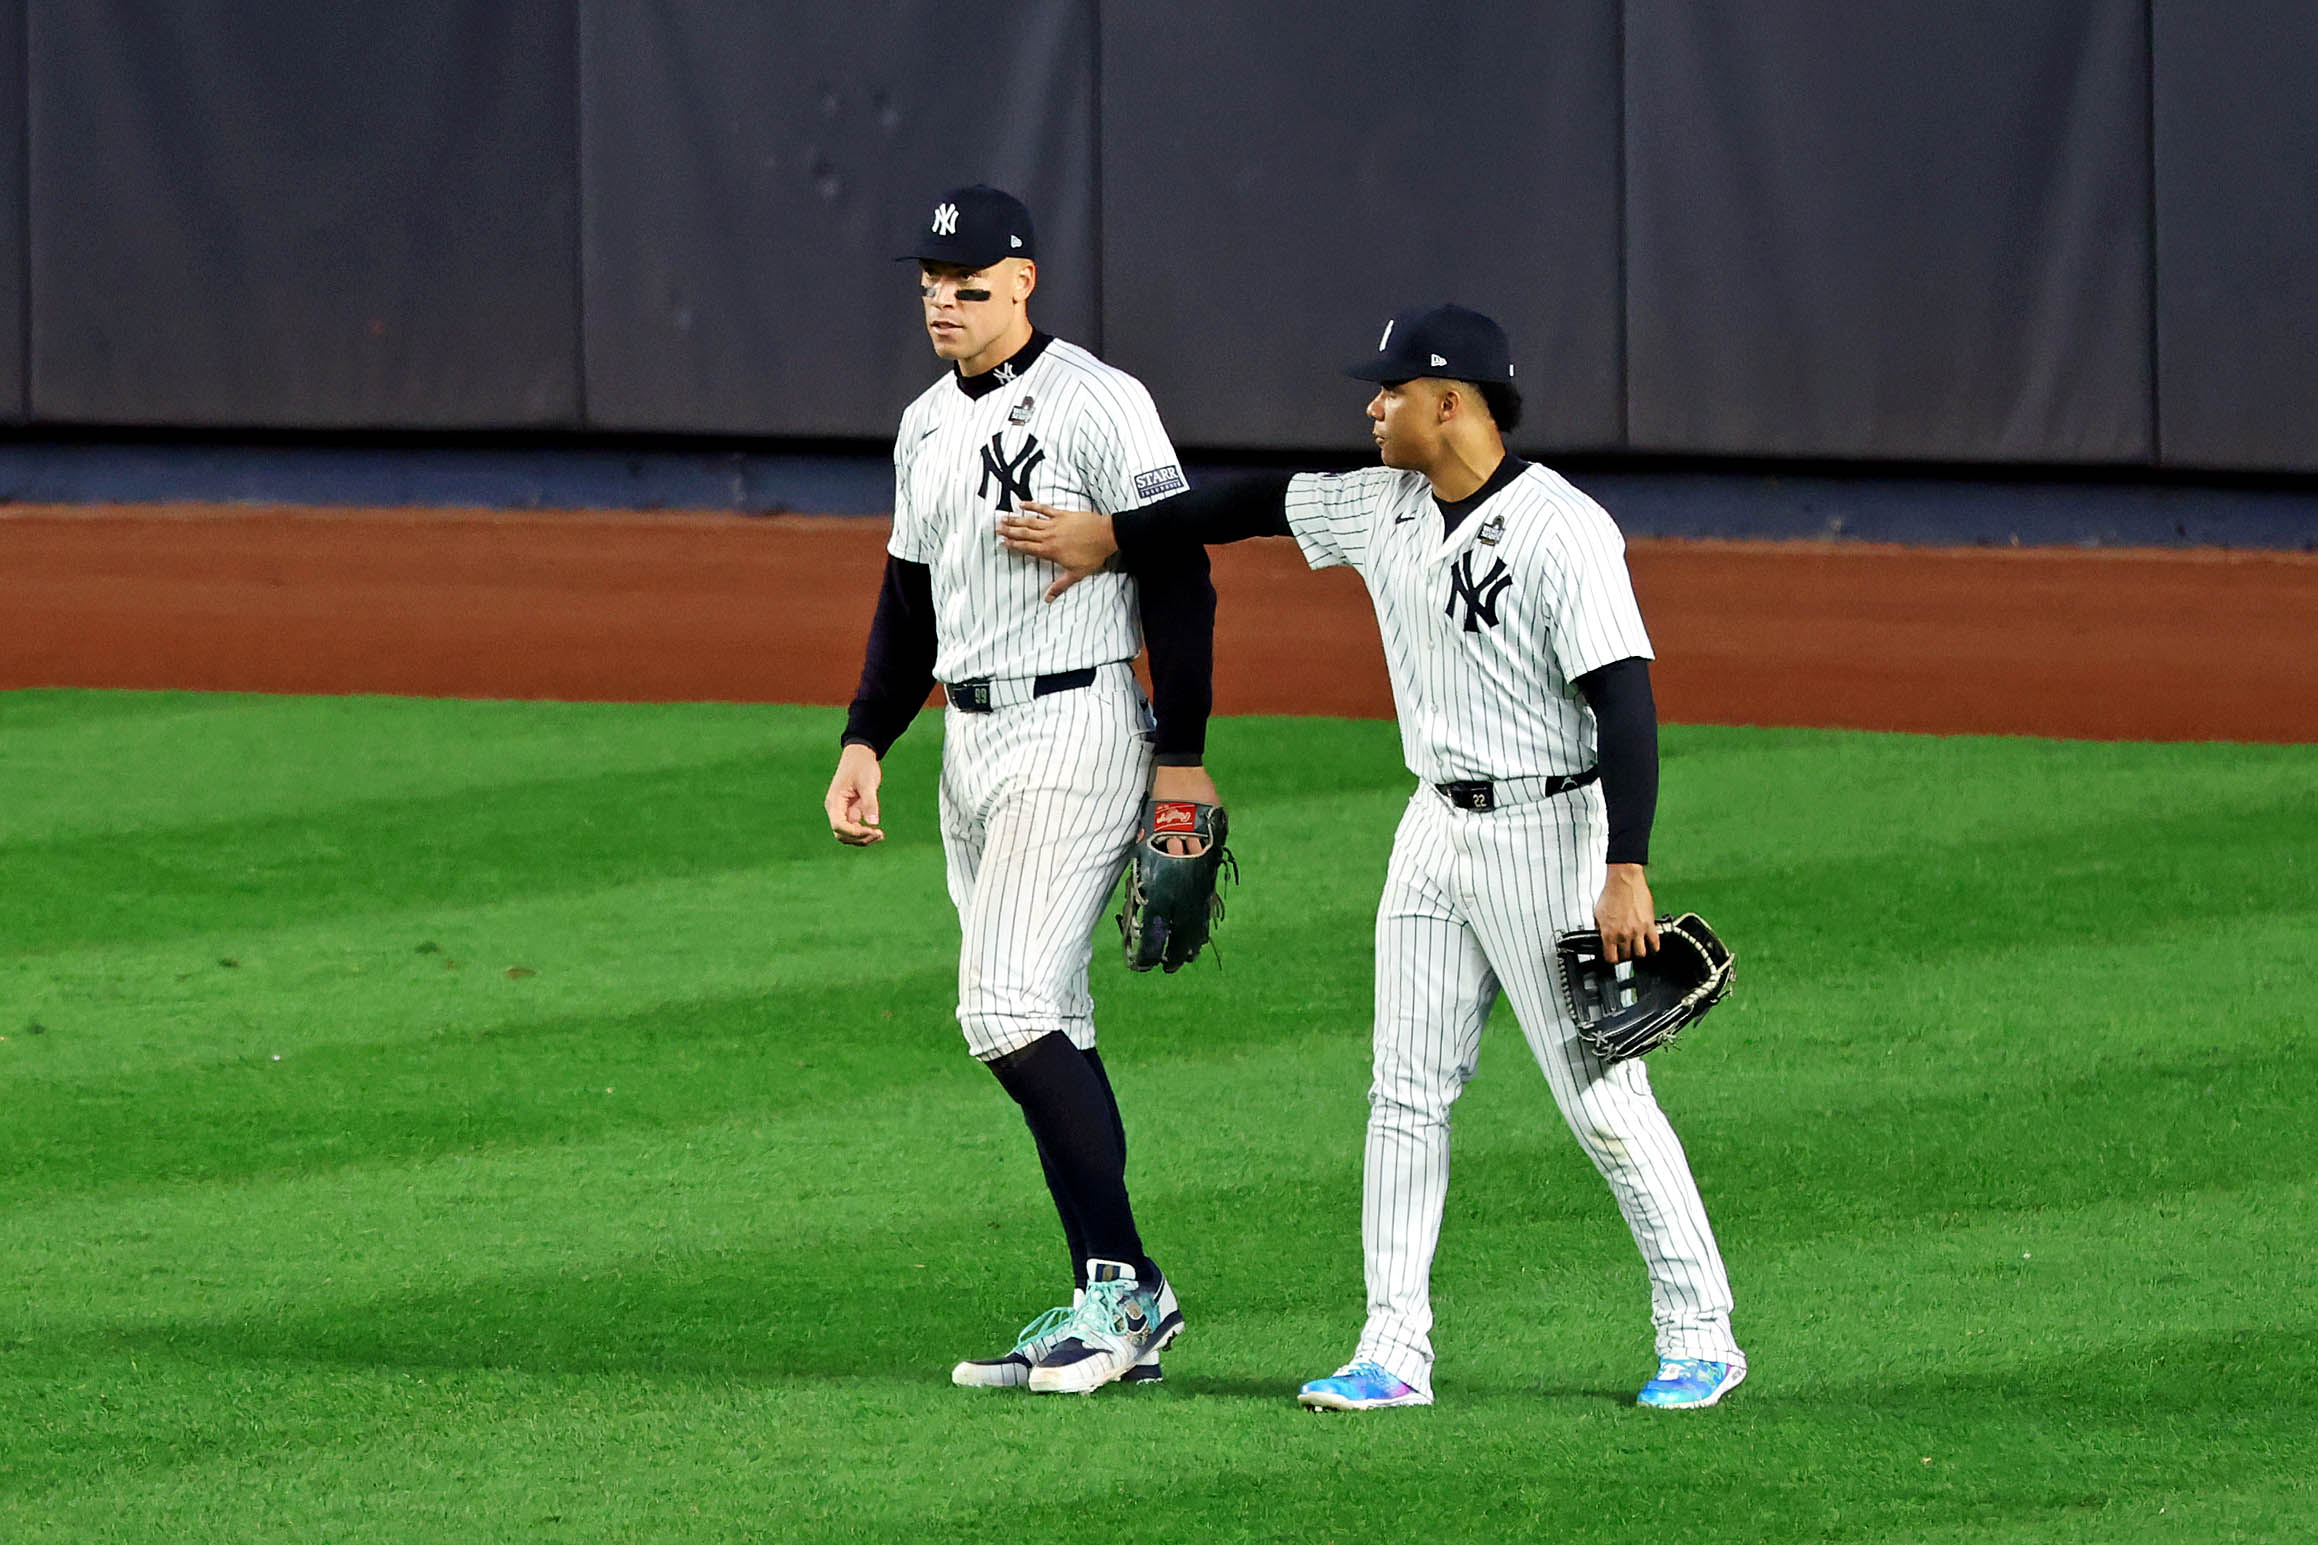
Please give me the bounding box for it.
[1346,303,1515,385]
[899,184,1037,269]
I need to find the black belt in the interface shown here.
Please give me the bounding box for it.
[944,667,1099,713]
[1434,768,1599,813]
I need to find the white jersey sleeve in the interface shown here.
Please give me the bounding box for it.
[1545,498,1655,680]
[1068,371,1187,515]
[888,397,936,564]
[1281,467,1416,573]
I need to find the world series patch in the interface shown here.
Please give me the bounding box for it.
[1133,465,1187,501]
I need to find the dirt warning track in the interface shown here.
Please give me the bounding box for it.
[2,504,2312,744]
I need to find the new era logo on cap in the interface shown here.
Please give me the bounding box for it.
[1430,353,1447,366]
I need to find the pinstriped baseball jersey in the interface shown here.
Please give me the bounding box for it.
[1281,458,1738,1395]
[892,336,1187,684]
[1283,463,1653,783]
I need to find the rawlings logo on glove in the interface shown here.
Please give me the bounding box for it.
[1554,912,1736,1063]
[1118,799,1236,973]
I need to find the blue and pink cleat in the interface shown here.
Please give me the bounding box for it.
[1297,1359,1433,1411]
[1636,1357,1745,1409]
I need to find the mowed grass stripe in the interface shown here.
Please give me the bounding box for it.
[3,691,2313,1543]
[0,692,825,845]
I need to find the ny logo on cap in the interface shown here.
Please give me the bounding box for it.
[931,202,959,235]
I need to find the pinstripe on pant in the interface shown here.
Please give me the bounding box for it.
[939,662,1155,1061]
[1357,782,1742,1393]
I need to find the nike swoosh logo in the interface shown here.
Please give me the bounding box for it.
[1393,513,1416,524]
[918,428,939,441]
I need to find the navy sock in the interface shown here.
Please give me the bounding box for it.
[1030,1134,1089,1290]
[987,1033,1157,1287]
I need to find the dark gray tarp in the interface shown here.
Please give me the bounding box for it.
[1098,1,1623,453]
[0,0,24,423]
[6,3,2318,476]
[1624,0,2153,464]
[28,0,580,428]
[2152,2,2318,473]
[578,0,1097,438]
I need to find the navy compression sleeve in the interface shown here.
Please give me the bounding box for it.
[1111,474,1294,561]
[1575,656,1659,867]
[840,556,937,756]
[1134,542,1217,766]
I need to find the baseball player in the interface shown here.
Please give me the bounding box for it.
[823,185,1219,1395]
[999,304,1746,1411]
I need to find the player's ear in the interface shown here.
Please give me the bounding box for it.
[1014,258,1037,303]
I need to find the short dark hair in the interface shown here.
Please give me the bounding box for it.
[1474,379,1523,433]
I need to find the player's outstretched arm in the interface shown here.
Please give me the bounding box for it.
[1002,477,1299,602]
[825,742,886,846]
[1000,503,1116,600]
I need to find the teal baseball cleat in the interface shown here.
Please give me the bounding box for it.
[953,1292,1171,1389]
[1297,1359,1433,1411]
[1026,1261,1183,1394]
[1636,1358,1746,1409]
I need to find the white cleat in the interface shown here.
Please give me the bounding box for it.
[1026,1261,1183,1395]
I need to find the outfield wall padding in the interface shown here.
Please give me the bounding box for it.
[4,4,2318,476]
[1624,0,2154,465]
[27,0,583,428]
[0,0,24,425]
[577,0,1098,437]
[1098,2,1623,454]
[2151,3,2318,474]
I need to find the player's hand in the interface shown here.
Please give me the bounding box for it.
[1148,763,1221,855]
[998,502,1118,601]
[1594,863,1660,964]
[825,743,886,846]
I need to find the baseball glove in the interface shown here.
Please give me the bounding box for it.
[1118,799,1236,973]
[1554,912,1736,1063]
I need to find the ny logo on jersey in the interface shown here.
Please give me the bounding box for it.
[1445,550,1513,632]
[931,202,959,235]
[978,431,1046,512]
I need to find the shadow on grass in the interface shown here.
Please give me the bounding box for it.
[1684,789,2317,980]
[1,746,943,953]
[1444,1033,2316,1248]
[1,978,964,1205]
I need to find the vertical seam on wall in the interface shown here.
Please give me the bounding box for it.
[1613,0,1630,450]
[572,0,591,428]
[18,0,31,422]
[1089,0,1104,360]
[2142,0,2161,466]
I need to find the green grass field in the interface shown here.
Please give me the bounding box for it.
[3,690,2312,1543]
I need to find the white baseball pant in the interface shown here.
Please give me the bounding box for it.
[939,661,1154,1061]
[1356,781,1743,1393]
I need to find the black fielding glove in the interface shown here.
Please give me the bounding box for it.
[1117,799,1236,973]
